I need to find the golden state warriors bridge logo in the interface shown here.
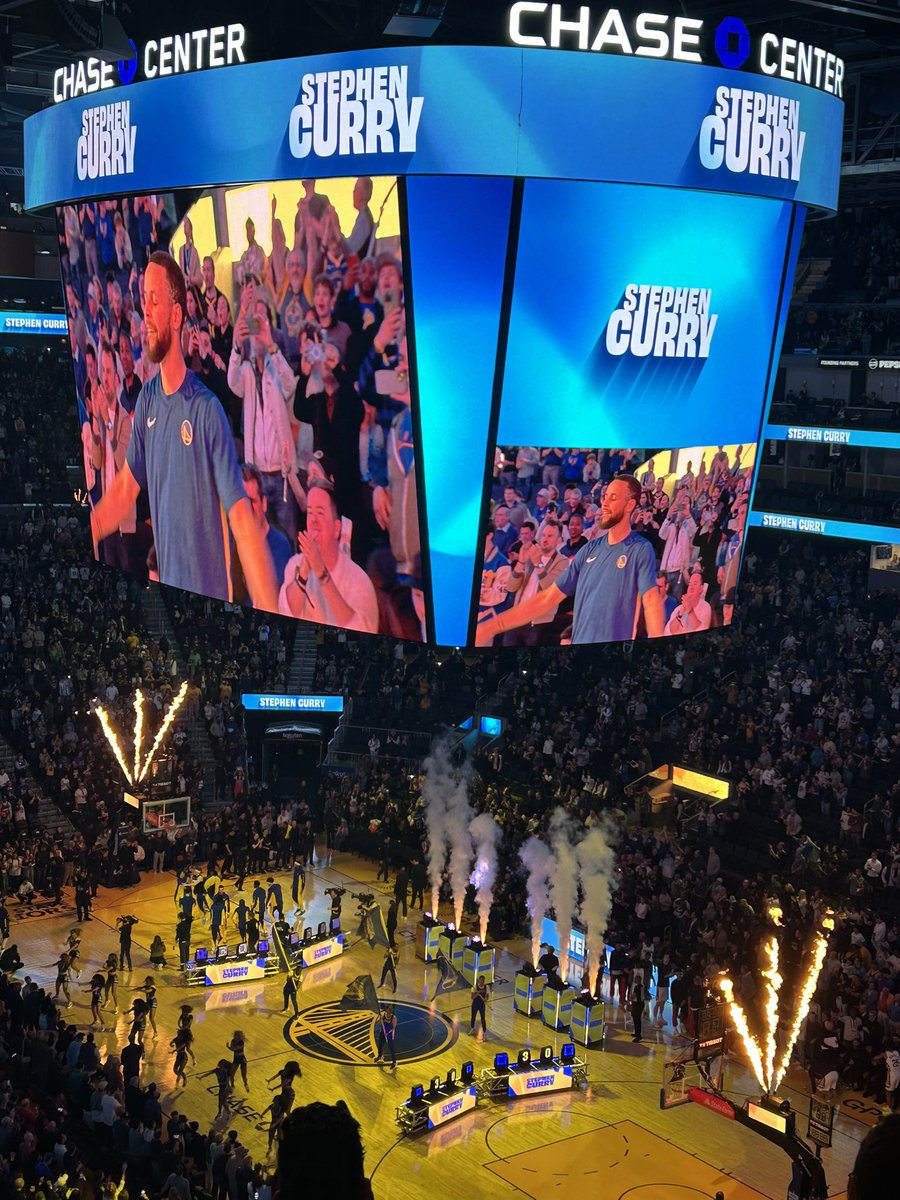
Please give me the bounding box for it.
[285,999,456,1067]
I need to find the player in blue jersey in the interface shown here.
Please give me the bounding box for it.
[89,252,279,610]
[476,475,664,645]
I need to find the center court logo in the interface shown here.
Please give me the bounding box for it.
[288,65,424,159]
[285,999,456,1066]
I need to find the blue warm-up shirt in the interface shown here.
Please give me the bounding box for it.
[556,530,658,644]
[127,370,245,602]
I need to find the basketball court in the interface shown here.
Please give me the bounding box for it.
[10,849,861,1198]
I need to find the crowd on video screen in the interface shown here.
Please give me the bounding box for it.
[57,177,424,640]
[477,445,754,647]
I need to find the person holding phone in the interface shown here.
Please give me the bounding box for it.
[228,295,300,547]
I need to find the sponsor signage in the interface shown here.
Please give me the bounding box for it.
[241,693,344,713]
[689,1087,736,1119]
[507,1066,574,1097]
[426,1086,477,1130]
[0,311,68,335]
[53,24,246,102]
[25,45,843,212]
[817,356,864,369]
[750,512,900,544]
[300,935,344,968]
[507,6,844,96]
[203,959,268,986]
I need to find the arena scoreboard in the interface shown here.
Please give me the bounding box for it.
[25,16,843,648]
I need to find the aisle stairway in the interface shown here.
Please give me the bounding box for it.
[0,729,74,836]
[139,584,219,799]
[286,623,318,694]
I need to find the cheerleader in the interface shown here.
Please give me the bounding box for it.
[228,1029,249,1091]
[126,997,147,1045]
[83,972,106,1028]
[171,1030,190,1089]
[103,953,119,1013]
[142,977,159,1038]
[178,1005,197,1065]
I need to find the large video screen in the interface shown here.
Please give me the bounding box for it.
[477,444,753,646]
[56,177,425,639]
[471,179,791,647]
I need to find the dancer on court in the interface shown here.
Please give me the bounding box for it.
[126,997,147,1045]
[142,977,159,1038]
[103,953,119,1013]
[45,950,73,1008]
[178,1005,196,1064]
[171,1030,190,1089]
[260,1090,288,1156]
[228,1029,249,1091]
[199,1059,234,1119]
[84,971,106,1027]
[470,974,490,1037]
[375,1004,398,1069]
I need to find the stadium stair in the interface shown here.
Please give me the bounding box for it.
[285,623,318,694]
[0,729,75,837]
[138,584,220,805]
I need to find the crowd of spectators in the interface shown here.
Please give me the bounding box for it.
[57,181,423,639]
[479,445,752,642]
[0,334,897,1193]
[0,348,74,504]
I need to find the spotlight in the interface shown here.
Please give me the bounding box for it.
[384,1,447,37]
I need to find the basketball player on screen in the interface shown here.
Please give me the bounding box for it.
[476,475,664,646]
[89,252,278,610]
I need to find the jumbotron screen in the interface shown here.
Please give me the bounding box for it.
[31,32,843,646]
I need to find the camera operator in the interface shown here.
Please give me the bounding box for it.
[116,914,138,972]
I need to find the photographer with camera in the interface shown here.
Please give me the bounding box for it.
[116,914,138,972]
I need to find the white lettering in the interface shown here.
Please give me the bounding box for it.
[289,66,424,161]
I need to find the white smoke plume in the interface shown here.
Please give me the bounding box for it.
[575,821,618,994]
[549,807,580,982]
[519,836,554,969]
[443,768,475,929]
[469,812,500,942]
[422,742,474,924]
[422,743,453,915]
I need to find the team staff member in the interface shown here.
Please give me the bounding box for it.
[89,252,279,611]
[477,476,663,645]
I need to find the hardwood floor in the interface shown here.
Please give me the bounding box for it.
[8,851,861,1198]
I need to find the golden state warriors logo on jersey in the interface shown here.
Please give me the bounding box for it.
[616,554,628,568]
[285,999,456,1066]
[180,419,193,446]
